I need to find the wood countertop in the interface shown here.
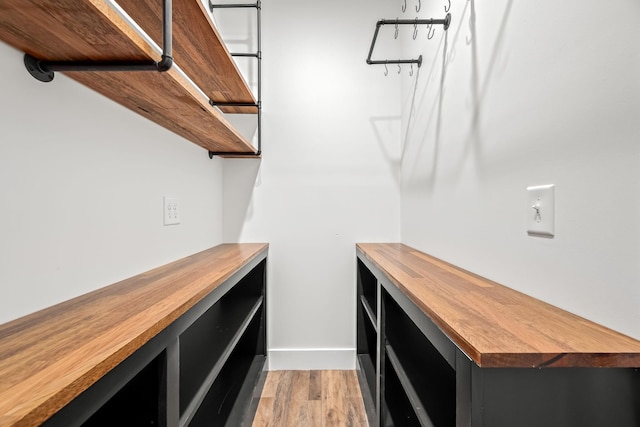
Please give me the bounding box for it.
[0,243,268,426]
[357,243,640,369]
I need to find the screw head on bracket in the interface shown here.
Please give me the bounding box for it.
[24,54,54,82]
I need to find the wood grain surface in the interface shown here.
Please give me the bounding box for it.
[357,243,640,368]
[252,370,368,427]
[0,243,268,426]
[0,0,256,153]
[116,0,258,114]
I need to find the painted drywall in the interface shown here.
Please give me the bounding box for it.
[400,0,640,338]
[219,0,402,369]
[0,42,224,324]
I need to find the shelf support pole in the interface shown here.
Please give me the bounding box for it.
[207,0,262,158]
[24,0,174,82]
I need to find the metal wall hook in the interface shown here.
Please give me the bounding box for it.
[395,21,399,39]
[427,24,435,39]
[413,19,418,39]
[398,64,402,74]
[409,63,414,76]
[402,0,406,13]
[444,0,451,12]
[384,63,389,76]
[416,0,421,12]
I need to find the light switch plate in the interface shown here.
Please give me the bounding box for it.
[527,184,554,237]
[164,196,180,226]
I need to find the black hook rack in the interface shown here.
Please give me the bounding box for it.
[207,0,263,158]
[24,0,173,82]
[366,13,451,71]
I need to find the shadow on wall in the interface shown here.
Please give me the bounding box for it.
[456,0,514,175]
[401,0,514,191]
[369,115,402,188]
[401,26,449,193]
[223,158,261,242]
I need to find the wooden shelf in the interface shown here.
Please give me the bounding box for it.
[0,243,268,426]
[117,0,258,114]
[357,243,640,368]
[0,0,257,153]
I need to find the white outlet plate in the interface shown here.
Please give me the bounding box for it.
[164,196,180,226]
[527,184,554,237]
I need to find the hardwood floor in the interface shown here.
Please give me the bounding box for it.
[251,370,369,427]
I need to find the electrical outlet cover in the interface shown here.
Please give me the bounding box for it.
[527,184,554,237]
[164,196,180,226]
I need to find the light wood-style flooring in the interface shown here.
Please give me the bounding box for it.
[251,370,369,427]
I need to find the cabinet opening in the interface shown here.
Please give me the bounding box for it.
[357,297,378,402]
[179,260,265,415]
[384,290,455,427]
[383,355,421,427]
[188,305,264,426]
[81,351,165,426]
[358,259,378,323]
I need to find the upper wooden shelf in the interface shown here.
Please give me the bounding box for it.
[0,0,257,153]
[357,243,640,368]
[116,0,258,115]
[0,243,268,426]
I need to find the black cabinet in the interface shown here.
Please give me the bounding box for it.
[356,250,640,427]
[47,255,267,427]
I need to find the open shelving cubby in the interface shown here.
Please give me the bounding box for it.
[382,288,455,427]
[179,259,266,426]
[81,352,166,427]
[0,0,258,154]
[356,258,379,424]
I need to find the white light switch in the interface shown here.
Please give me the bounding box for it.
[164,196,180,226]
[527,184,554,237]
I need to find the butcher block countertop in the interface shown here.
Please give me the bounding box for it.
[357,243,640,368]
[0,243,268,426]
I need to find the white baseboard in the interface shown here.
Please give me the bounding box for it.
[267,347,355,370]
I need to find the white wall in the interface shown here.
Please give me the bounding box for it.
[220,0,402,369]
[0,42,225,324]
[400,0,640,338]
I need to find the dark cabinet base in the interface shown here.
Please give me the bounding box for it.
[468,365,640,427]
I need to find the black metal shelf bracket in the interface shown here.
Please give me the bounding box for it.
[208,0,263,158]
[366,13,451,70]
[24,0,174,83]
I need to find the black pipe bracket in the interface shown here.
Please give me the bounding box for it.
[24,0,174,82]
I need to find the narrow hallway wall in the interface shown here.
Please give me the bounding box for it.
[400,0,640,338]
[0,42,225,324]
[222,0,402,369]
